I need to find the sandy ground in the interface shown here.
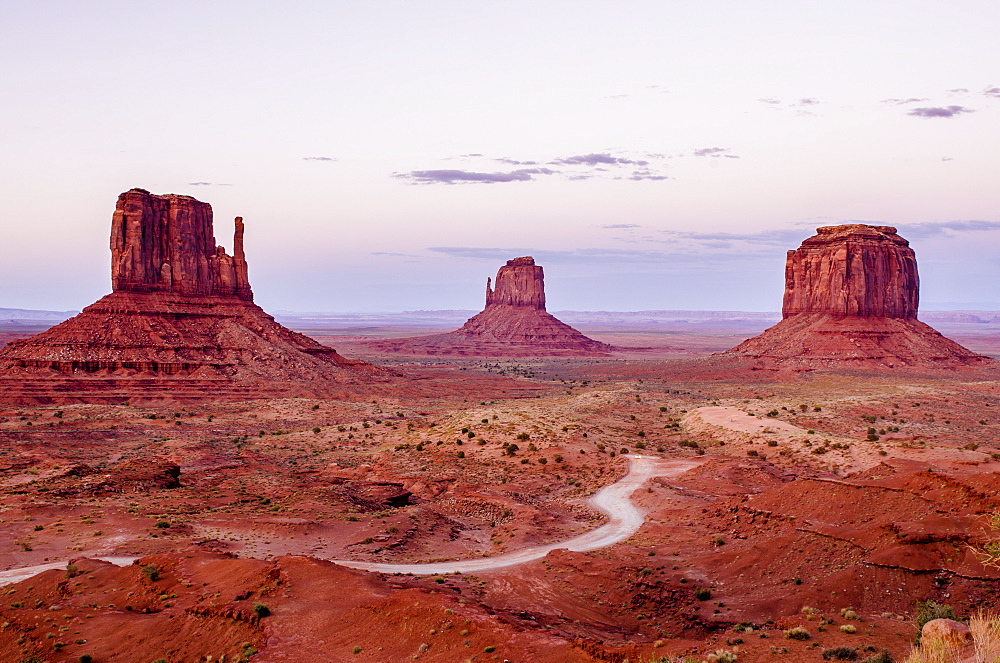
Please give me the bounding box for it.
[333,455,705,574]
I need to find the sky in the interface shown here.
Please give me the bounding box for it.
[2,0,1000,313]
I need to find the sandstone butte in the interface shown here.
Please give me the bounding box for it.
[720,223,992,370]
[369,257,613,356]
[0,189,382,404]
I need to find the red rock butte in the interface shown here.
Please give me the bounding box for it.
[721,224,991,370]
[0,189,382,403]
[369,257,613,356]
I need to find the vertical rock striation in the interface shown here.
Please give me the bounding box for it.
[722,224,989,370]
[110,189,252,299]
[368,257,613,356]
[485,257,546,309]
[781,224,918,319]
[0,189,383,403]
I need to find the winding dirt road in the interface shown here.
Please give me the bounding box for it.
[0,455,701,585]
[331,455,703,575]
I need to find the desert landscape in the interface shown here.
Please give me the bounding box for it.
[0,192,998,663]
[4,3,1000,661]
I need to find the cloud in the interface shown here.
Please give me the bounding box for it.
[983,86,1000,97]
[494,157,539,165]
[371,251,418,257]
[666,227,812,247]
[400,151,671,184]
[187,182,232,186]
[758,97,781,105]
[901,220,1000,239]
[692,147,739,159]
[552,153,649,166]
[880,97,928,105]
[302,156,336,161]
[628,170,670,181]
[908,105,974,118]
[395,168,556,184]
[600,224,641,229]
[794,98,819,106]
[947,88,969,94]
[427,246,729,264]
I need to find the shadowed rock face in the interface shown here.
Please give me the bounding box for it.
[0,189,383,403]
[721,224,990,370]
[112,189,252,300]
[367,257,612,356]
[782,224,918,319]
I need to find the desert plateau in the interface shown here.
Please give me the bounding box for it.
[0,191,999,663]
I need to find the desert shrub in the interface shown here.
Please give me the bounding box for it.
[155,520,170,529]
[516,433,530,441]
[859,651,893,663]
[253,602,271,618]
[707,650,737,663]
[785,626,810,640]
[484,646,496,653]
[695,587,712,600]
[914,600,955,641]
[78,656,93,663]
[456,450,465,458]
[840,624,857,634]
[352,646,362,654]
[141,564,160,582]
[823,646,858,660]
[66,563,79,578]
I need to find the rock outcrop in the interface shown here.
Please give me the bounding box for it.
[369,257,613,356]
[781,224,918,318]
[721,224,990,370]
[0,189,383,403]
[111,189,252,299]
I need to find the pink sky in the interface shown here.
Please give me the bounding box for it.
[2,0,999,312]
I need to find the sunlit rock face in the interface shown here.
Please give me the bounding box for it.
[781,224,918,319]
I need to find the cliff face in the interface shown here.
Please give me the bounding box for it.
[111,188,252,300]
[781,225,918,319]
[485,257,546,309]
[721,224,989,370]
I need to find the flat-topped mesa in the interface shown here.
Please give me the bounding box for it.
[782,224,918,319]
[484,257,546,309]
[111,188,252,300]
[719,223,991,370]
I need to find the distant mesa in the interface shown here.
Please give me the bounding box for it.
[720,223,992,370]
[369,257,613,356]
[0,188,382,403]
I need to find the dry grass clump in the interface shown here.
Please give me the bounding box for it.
[905,611,1000,663]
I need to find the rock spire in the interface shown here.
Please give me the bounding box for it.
[111,188,252,299]
[367,257,613,356]
[485,257,546,309]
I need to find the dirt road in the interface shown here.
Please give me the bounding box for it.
[0,455,701,584]
[331,455,703,575]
